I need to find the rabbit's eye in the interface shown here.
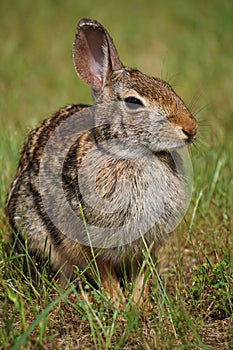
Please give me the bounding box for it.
[124,96,144,110]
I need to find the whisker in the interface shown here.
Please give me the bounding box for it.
[165,73,181,87]
[188,91,203,113]
[192,103,210,117]
[191,139,208,157]
[196,117,210,125]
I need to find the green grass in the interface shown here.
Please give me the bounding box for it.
[1,0,233,348]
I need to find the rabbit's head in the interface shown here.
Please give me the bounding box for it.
[73,18,197,152]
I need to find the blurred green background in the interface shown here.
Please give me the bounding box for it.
[1,0,232,128]
[0,0,232,201]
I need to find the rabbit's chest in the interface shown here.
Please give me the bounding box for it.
[71,148,185,238]
[66,147,186,251]
[76,147,182,205]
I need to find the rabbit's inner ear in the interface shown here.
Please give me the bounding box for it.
[73,20,123,99]
[74,26,114,94]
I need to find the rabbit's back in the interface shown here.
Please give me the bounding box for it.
[7,105,88,259]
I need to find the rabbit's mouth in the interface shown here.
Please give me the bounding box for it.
[169,125,196,148]
[185,134,196,144]
[173,123,197,144]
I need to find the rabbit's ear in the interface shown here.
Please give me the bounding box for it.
[73,18,123,97]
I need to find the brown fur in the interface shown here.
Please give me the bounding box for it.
[6,18,197,304]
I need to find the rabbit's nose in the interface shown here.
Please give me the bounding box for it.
[181,119,198,143]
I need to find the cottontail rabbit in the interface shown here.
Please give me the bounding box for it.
[6,18,197,303]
